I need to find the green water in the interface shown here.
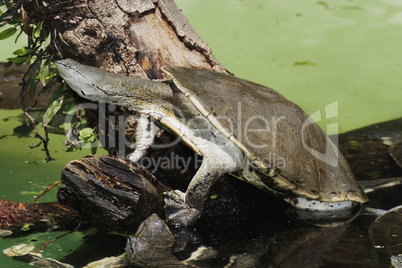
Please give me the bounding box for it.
[0,110,105,204]
[176,0,402,134]
[0,0,401,266]
[0,110,101,267]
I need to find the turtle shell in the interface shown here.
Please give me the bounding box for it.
[162,66,367,204]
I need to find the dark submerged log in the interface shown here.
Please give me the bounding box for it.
[57,155,169,232]
[0,199,80,234]
[337,117,402,180]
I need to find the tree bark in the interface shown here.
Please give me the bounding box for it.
[47,0,228,78]
[57,155,168,232]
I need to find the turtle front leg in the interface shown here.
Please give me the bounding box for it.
[128,114,160,162]
[164,157,221,227]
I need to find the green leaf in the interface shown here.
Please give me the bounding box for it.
[0,6,21,26]
[39,61,50,86]
[43,96,64,127]
[29,60,42,77]
[59,93,76,114]
[45,114,66,134]
[0,27,16,40]
[91,144,98,155]
[48,84,64,104]
[12,48,35,56]
[27,76,37,97]
[66,146,77,152]
[33,21,43,39]
[27,60,42,97]
[20,223,34,232]
[79,127,97,143]
[38,75,58,96]
[39,33,51,50]
[7,55,28,63]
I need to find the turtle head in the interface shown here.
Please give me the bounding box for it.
[55,59,174,114]
[55,59,111,101]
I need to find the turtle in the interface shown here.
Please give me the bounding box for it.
[55,59,368,227]
[125,213,178,266]
[88,213,216,267]
[3,214,217,267]
[125,213,217,267]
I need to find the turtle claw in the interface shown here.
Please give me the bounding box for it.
[164,190,201,228]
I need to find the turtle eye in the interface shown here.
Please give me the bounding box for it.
[81,90,86,96]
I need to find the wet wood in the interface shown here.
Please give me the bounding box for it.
[390,141,402,167]
[0,199,80,234]
[337,117,402,180]
[57,155,169,232]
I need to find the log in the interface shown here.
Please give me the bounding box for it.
[57,155,169,232]
[0,199,80,235]
[337,117,402,180]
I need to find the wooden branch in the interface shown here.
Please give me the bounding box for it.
[0,200,80,234]
[57,155,169,232]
